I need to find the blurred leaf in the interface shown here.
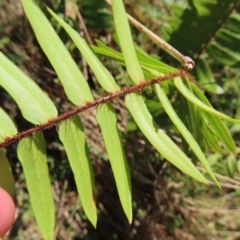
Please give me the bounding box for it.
[0,107,17,143]
[215,28,240,52]
[201,118,225,154]
[195,59,223,94]
[207,153,222,167]
[81,0,112,30]
[145,99,165,118]
[207,42,240,67]
[0,36,9,49]
[191,82,236,154]
[0,149,15,198]
[65,0,77,20]
[237,159,240,173]
[173,94,207,153]
[225,155,237,178]
[163,0,239,56]
[231,91,240,132]
[224,13,240,33]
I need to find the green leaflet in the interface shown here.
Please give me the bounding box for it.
[200,113,225,154]
[134,45,174,73]
[215,28,240,53]
[154,84,220,187]
[92,39,174,74]
[231,91,240,133]
[190,82,236,154]
[111,0,144,83]
[174,77,240,125]
[225,13,240,33]
[125,93,208,184]
[47,7,120,93]
[0,107,17,143]
[195,59,223,94]
[186,96,203,150]
[58,116,97,227]
[207,42,240,67]
[237,160,240,174]
[21,0,93,106]
[225,155,237,178]
[0,149,15,198]
[92,39,125,62]
[173,94,204,153]
[0,52,57,124]
[17,133,55,240]
[96,103,132,223]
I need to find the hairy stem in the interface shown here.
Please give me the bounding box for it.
[0,70,190,148]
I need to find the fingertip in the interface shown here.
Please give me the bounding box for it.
[0,187,15,237]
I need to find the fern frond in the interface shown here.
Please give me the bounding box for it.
[0,1,239,238]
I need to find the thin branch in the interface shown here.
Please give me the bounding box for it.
[0,70,190,148]
[105,0,195,71]
[74,5,92,79]
[197,166,240,187]
[74,4,93,45]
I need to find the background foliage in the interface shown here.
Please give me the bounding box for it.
[1,0,240,239]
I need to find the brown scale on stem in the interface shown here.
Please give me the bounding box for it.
[0,70,191,148]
